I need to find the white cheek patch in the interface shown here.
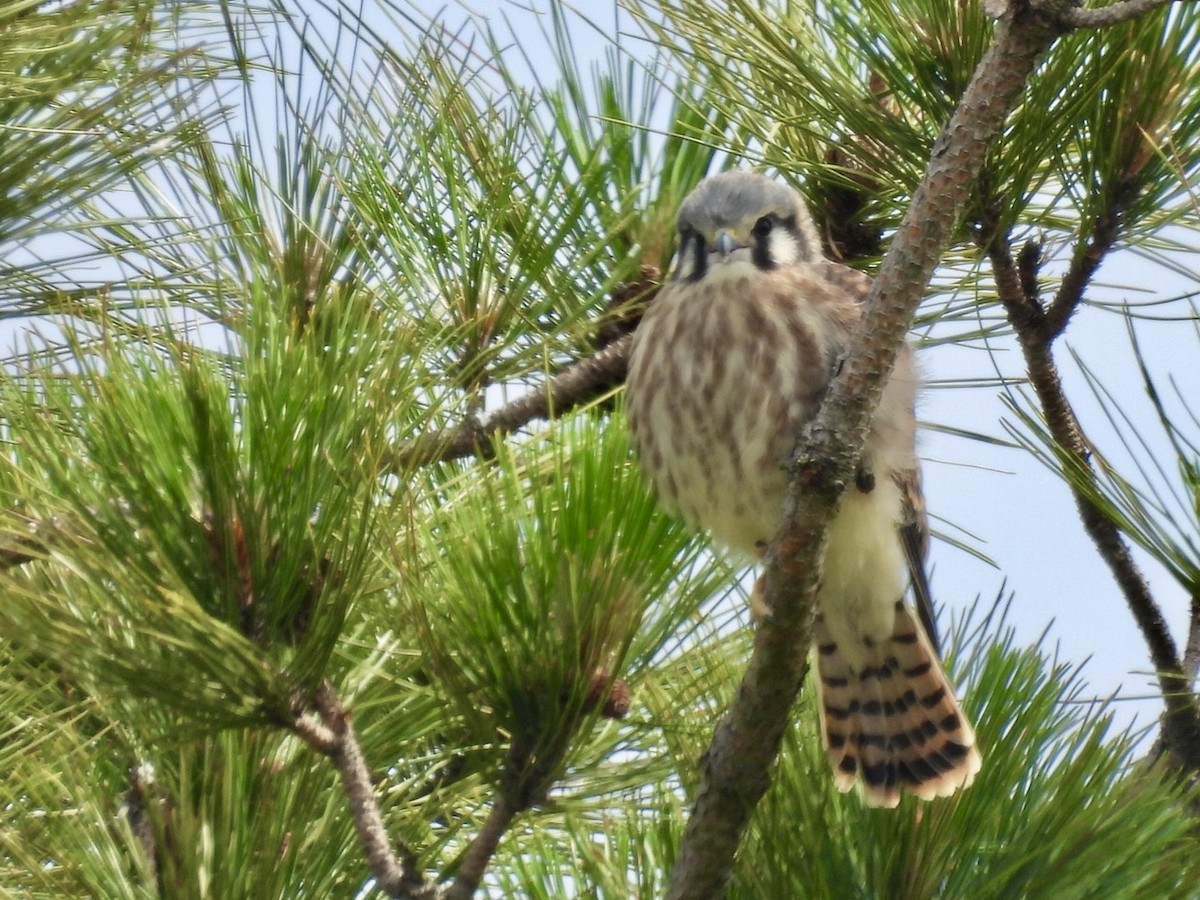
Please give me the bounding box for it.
[670,243,700,280]
[672,253,695,281]
[768,228,804,266]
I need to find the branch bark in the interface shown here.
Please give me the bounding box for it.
[441,731,558,898]
[1041,181,1136,342]
[666,5,1067,897]
[1050,0,1181,29]
[295,682,438,900]
[442,797,517,900]
[1185,589,1200,686]
[391,334,632,470]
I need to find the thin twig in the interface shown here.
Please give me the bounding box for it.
[1042,181,1135,341]
[391,333,632,470]
[292,709,339,756]
[1184,590,1200,687]
[123,761,165,894]
[442,797,518,900]
[295,682,438,900]
[442,735,547,898]
[666,6,1067,897]
[988,237,1200,770]
[1050,0,1182,30]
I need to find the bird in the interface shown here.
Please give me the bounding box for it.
[625,170,981,807]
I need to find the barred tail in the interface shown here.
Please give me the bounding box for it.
[815,600,981,808]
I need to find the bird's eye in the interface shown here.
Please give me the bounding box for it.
[751,216,773,238]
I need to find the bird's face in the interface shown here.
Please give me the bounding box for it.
[672,171,822,283]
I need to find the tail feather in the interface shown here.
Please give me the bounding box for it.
[815,600,981,808]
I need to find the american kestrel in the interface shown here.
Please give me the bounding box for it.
[625,170,981,807]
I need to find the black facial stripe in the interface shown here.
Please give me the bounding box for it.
[751,215,777,270]
[751,212,810,269]
[683,231,707,281]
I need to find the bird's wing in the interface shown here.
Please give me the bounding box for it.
[816,258,875,304]
[896,467,939,655]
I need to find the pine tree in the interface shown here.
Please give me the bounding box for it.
[2,1,1199,897]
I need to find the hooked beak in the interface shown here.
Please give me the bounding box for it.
[713,229,743,259]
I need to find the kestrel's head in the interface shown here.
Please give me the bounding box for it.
[673,171,822,282]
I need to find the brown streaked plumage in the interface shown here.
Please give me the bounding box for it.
[626,170,980,807]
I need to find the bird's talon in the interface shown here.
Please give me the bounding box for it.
[856,466,876,494]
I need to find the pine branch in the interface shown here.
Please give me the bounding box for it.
[391,334,632,470]
[987,234,1200,771]
[295,682,438,900]
[1050,0,1183,30]
[442,797,517,900]
[443,728,578,897]
[1185,589,1200,686]
[123,761,167,895]
[666,5,1068,896]
[1042,180,1137,341]
[0,333,632,572]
